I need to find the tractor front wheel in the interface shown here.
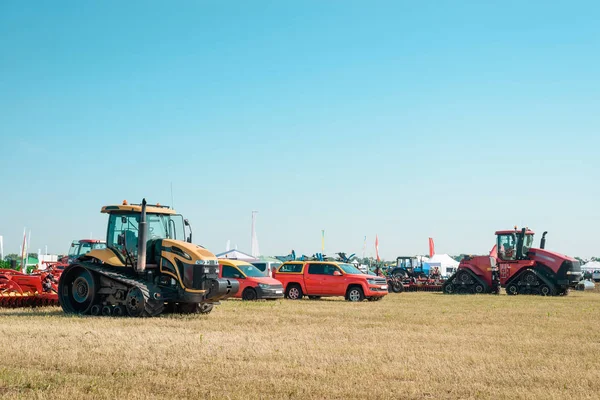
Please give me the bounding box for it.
[58,265,97,315]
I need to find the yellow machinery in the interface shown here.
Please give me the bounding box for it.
[58,199,239,317]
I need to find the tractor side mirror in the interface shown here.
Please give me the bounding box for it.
[117,233,125,246]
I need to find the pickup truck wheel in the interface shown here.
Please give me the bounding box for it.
[286,285,303,300]
[346,287,364,302]
[242,288,258,301]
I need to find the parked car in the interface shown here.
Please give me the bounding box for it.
[219,259,284,300]
[273,261,388,302]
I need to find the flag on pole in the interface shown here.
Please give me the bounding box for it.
[375,235,380,262]
[428,237,435,257]
[21,228,27,273]
[321,230,325,252]
[362,235,366,259]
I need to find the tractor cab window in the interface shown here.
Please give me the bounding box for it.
[522,234,534,255]
[498,234,517,261]
[107,214,140,256]
[68,241,80,257]
[107,213,187,256]
[78,242,95,256]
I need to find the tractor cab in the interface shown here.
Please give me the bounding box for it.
[103,201,192,259]
[396,256,422,273]
[496,227,535,262]
[67,239,106,264]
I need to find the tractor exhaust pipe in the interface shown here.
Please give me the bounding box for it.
[137,198,148,274]
[516,227,527,259]
[540,231,548,249]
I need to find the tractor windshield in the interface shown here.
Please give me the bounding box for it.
[498,234,517,261]
[522,234,535,254]
[107,212,186,255]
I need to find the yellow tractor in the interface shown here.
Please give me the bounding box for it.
[58,199,239,317]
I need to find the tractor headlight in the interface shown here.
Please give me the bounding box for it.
[195,259,219,266]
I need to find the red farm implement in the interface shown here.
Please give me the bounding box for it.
[386,256,445,293]
[0,267,62,308]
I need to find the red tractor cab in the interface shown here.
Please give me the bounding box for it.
[443,227,581,296]
[66,239,106,265]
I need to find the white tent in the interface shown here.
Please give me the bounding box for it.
[581,261,600,271]
[425,254,459,277]
[215,249,258,262]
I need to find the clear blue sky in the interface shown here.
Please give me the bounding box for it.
[1,1,598,259]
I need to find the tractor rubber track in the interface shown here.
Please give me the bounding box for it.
[65,263,164,317]
[443,269,492,295]
[505,268,559,296]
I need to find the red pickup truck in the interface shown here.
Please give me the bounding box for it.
[273,261,388,302]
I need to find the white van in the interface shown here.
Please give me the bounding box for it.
[250,260,282,277]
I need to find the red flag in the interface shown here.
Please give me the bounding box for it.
[375,235,380,262]
[428,237,435,257]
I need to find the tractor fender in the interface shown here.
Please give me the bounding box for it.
[81,248,126,267]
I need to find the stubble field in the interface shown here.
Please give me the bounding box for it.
[1,291,599,399]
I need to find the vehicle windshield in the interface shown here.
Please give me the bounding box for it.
[338,263,363,274]
[69,241,106,257]
[398,258,419,269]
[237,264,266,278]
[107,212,186,255]
[78,242,106,256]
[522,234,534,254]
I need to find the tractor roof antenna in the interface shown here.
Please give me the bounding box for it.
[170,182,175,209]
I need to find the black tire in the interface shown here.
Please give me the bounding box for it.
[58,265,97,315]
[242,288,258,301]
[524,273,538,285]
[539,284,553,296]
[286,285,303,300]
[90,304,101,316]
[391,281,404,293]
[443,283,454,294]
[113,305,125,316]
[125,286,146,317]
[458,271,471,284]
[308,296,321,300]
[474,283,485,294]
[506,283,518,295]
[346,286,364,302]
[101,305,112,316]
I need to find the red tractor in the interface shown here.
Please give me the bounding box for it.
[443,227,581,296]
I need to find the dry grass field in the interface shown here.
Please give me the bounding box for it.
[1,291,600,400]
